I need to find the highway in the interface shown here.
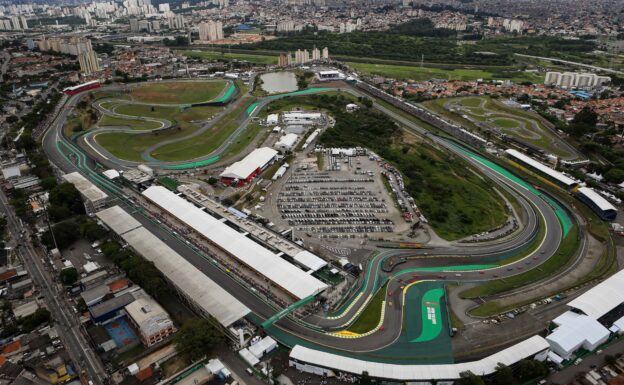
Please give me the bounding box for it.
[38,79,578,354]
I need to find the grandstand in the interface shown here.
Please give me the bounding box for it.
[96,206,251,329]
[142,186,328,300]
[576,187,617,221]
[504,149,579,190]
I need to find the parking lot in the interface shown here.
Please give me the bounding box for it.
[263,151,412,243]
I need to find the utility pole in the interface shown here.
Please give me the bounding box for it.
[42,204,59,252]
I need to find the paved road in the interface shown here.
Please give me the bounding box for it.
[514,53,624,75]
[0,189,107,385]
[39,80,574,354]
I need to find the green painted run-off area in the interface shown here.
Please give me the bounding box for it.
[411,287,444,343]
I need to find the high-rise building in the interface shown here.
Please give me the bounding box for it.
[10,16,21,30]
[129,18,139,32]
[138,19,150,31]
[1,19,13,31]
[312,47,321,61]
[167,14,185,29]
[78,50,100,75]
[544,71,611,90]
[19,16,28,30]
[322,47,329,60]
[278,53,290,67]
[198,20,223,41]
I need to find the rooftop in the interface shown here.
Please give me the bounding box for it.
[142,186,328,300]
[62,172,108,204]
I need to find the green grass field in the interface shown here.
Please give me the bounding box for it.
[95,105,220,161]
[461,226,579,309]
[348,283,387,334]
[98,115,162,130]
[151,96,257,161]
[95,127,199,162]
[178,50,277,65]
[492,118,520,129]
[130,80,228,104]
[347,62,544,83]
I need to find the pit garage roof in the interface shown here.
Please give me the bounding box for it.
[62,172,108,203]
[96,206,142,235]
[577,187,617,213]
[220,147,278,180]
[121,226,251,327]
[96,206,250,327]
[142,186,328,299]
[290,335,549,381]
[568,269,624,319]
[505,149,578,187]
[294,251,327,272]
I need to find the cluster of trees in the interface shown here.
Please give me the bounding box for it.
[163,36,190,47]
[41,216,106,250]
[100,241,169,299]
[174,318,224,361]
[390,18,456,37]
[47,182,85,221]
[237,20,595,66]
[1,308,52,338]
[457,360,548,385]
[60,267,79,286]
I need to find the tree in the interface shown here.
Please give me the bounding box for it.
[48,182,85,220]
[80,220,107,241]
[605,354,617,366]
[360,371,372,385]
[40,177,58,191]
[517,359,547,381]
[42,220,80,250]
[604,168,624,184]
[493,363,514,385]
[19,308,51,332]
[174,318,224,361]
[457,371,485,385]
[59,267,78,285]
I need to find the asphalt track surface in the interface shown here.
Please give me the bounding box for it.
[41,80,576,356]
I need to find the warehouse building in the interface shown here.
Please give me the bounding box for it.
[96,206,251,329]
[142,186,328,300]
[274,133,299,152]
[546,311,610,359]
[125,296,176,347]
[575,187,617,221]
[219,147,278,187]
[543,269,624,359]
[62,172,109,213]
[282,111,323,126]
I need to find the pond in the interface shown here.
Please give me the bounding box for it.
[260,72,298,93]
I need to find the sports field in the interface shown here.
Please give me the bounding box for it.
[130,80,228,104]
[347,62,543,83]
[423,96,576,158]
